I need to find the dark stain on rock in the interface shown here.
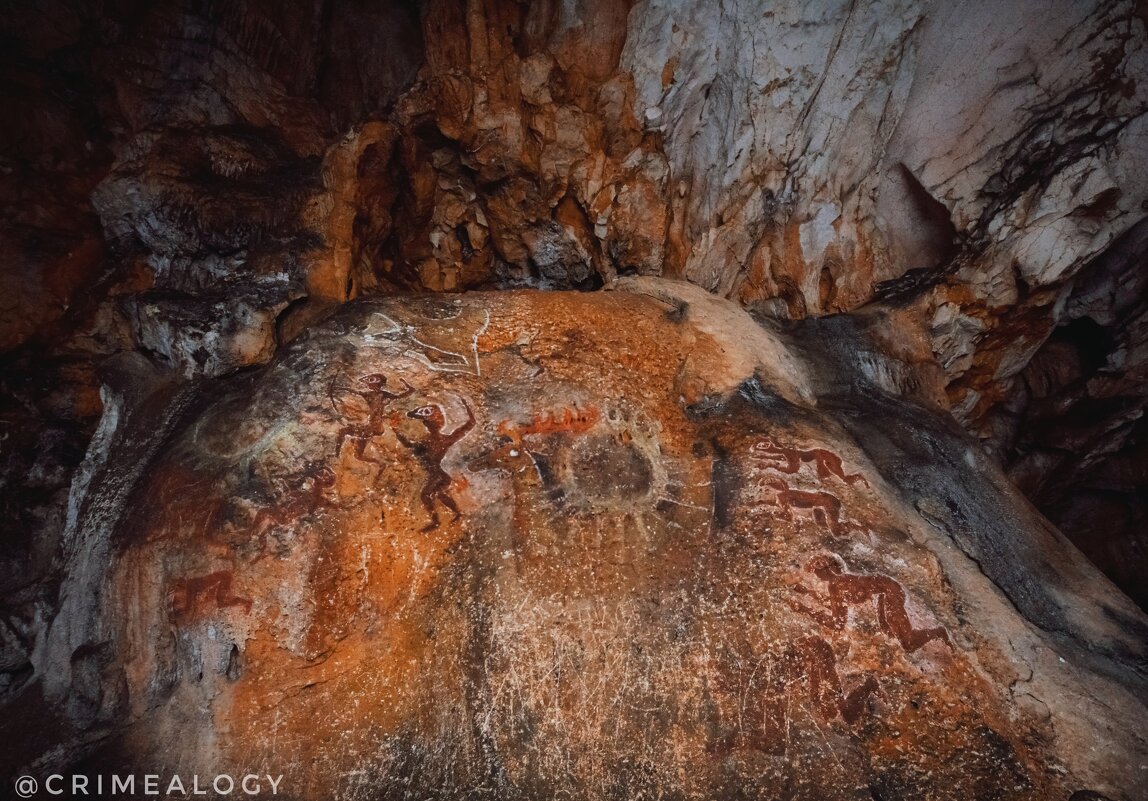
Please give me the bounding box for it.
[737,373,795,423]
[225,644,242,681]
[570,435,653,500]
[710,438,739,531]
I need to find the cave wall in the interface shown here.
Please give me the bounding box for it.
[1,0,1147,769]
[23,281,1148,800]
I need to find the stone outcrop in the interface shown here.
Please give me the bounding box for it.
[26,282,1148,800]
[4,0,1147,611]
[3,1,1148,797]
[22,283,1148,798]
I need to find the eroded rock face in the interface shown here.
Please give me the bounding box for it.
[36,283,1148,800]
[6,0,1148,617]
[4,3,1148,795]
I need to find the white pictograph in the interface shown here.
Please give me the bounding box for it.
[363,310,491,377]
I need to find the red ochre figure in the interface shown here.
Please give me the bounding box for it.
[763,477,854,536]
[752,438,869,486]
[496,405,599,445]
[249,462,337,560]
[709,634,878,756]
[782,635,879,725]
[169,571,252,620]
[334,373,415,461]
[393,400,476,532]
[792,554,951,653]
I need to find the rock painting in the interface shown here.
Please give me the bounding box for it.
[709,634,879,757]
[762,477,856,537]
[248,462,337,560]
[79,290,1139,801]
[782,635,880,726]
[333,372,414,462]
[365,308,490,376]
[393,400,476,531]
[168,571,252,621]
[751,438,868,486]
[790,554,951,653]
[496,406,600,445]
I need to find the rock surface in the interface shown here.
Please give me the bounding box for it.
[25,282,1148,800]
[3,2,1148,796]
[3,0,1147,616]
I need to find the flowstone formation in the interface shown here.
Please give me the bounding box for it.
[39,280,1148,800]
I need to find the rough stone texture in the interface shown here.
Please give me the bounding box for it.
[21,283,1148,800]
[995,218,1148,611]
[3,1,1148,796]
[5,0,1147,609]
[382,1,1148,610]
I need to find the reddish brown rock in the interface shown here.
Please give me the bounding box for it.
[36,283,1148,800]
[3,1,1148,795]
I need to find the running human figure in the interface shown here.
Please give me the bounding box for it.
[791,554,950,653]
[781,635,880,724]
[249,462,337,561]
[394,399,476,532]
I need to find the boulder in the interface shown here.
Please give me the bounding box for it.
[37,281,1148,800]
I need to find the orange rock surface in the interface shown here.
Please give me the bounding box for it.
[56,282,1146,800]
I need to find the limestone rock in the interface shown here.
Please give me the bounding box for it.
[3,1,1148,794]
[30,284,1148,801]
